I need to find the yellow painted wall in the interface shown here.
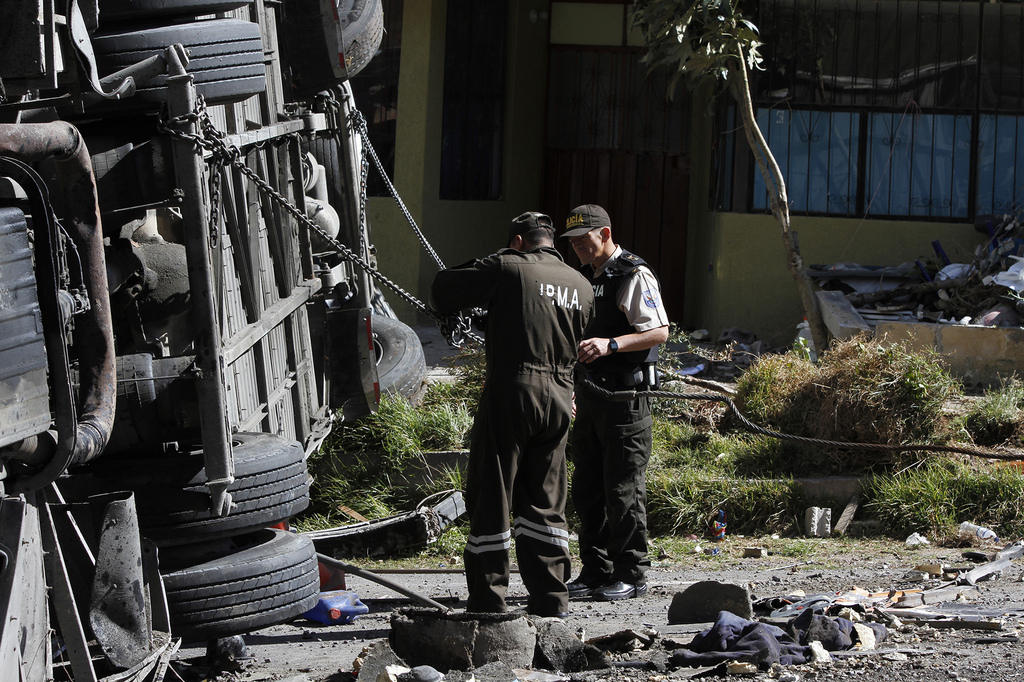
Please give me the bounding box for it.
[367,0,554,324]
[685,212,989,347]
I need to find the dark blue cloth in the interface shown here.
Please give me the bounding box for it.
[668,610,888,669]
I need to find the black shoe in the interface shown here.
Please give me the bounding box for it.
[528,611,569,619]
[592,581,647,601]
[566,576,607,598]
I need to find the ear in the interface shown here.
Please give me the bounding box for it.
[600,226,612,242]
[510,234,525,251]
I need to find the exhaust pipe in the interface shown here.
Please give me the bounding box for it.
[0,122,116,472]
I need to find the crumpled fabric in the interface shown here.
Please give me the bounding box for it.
[668,610,888,669]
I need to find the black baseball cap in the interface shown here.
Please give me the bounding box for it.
[561,204,611,238]
[509,211,554,241]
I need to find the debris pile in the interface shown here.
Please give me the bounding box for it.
[811,214,1024,331]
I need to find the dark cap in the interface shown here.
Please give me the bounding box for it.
[509,211,554,241]
[561,204,610,238]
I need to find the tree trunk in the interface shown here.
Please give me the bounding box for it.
[731,44,831,353]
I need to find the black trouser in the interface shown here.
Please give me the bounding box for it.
[463,372,573,617]
[570,389,653,586]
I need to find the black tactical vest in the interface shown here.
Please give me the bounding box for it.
[582,250,660,377]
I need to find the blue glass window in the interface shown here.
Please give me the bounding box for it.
[976,115,1024,216]
[753,109,859,215]
[865,113,971,219]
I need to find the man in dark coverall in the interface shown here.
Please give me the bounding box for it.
[561,204,670,601]
[430,212,594,618]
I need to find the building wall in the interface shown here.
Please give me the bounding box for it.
[367,0,553,323]
[367,0,992,346]
[684,109,989,345]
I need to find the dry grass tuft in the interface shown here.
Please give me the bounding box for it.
[735,335,962,473]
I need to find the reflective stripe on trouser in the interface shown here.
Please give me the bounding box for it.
[463,374,572,616]
[570,390,652,585]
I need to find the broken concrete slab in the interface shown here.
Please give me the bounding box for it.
[816,290,872,340]
[389,608,536,672]
[667,581,753,624]
[355,640,406,682]
[530,616,599,672]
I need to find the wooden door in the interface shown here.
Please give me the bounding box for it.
[541,48,690,323]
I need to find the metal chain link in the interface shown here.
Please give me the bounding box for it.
[159,97,481,349]
[347,108,448,272]
[579,379,1024,461]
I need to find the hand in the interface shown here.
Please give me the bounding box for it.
[578,337,610,363]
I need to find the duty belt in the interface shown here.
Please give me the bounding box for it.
[584,368,647,391]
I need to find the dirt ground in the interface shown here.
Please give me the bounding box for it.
[168,536,1024,682]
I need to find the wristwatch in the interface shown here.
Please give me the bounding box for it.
[608,338,619,353]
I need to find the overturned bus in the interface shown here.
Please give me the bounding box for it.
[0,1,426,678]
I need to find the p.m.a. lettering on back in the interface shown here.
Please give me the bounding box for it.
[539,283,584,310]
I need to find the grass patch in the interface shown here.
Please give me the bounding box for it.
[296,333,1024,559]
[864,458,1024,540]
[956,376,1024,446]
[646,466,804,537]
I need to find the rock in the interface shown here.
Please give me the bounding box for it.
[471,660,518,682]
[852,623,876,650]
[808,640,832,664]
[357,641,407,682]
[397,665,445,682]
[530,617,590,672]
[206,635,249,670]
[667,581,753,623]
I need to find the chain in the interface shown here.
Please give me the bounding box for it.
[357,130,370,259]
[347,108,448,272]
[579,380,1024,461]
[159,97,481,349]
[208,163,222,249]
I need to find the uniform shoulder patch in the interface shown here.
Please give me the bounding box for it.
[643,288,661,309]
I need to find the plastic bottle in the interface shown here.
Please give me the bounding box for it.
[958,521,999,543]
[302,590,369,625]
[712,510,727,542]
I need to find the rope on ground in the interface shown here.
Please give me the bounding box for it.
[578,379,1024,461]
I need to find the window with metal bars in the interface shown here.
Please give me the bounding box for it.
[721,0,1024,220]
[439,0,508,200]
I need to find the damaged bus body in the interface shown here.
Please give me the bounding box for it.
[0,1,420,678]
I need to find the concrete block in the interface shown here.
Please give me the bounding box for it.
[357,641,406,682]
[667,581,752,624]
[877,321,1024,387]
[529,616,591,673]
[804,507,832,537]
[816,290,872,340]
